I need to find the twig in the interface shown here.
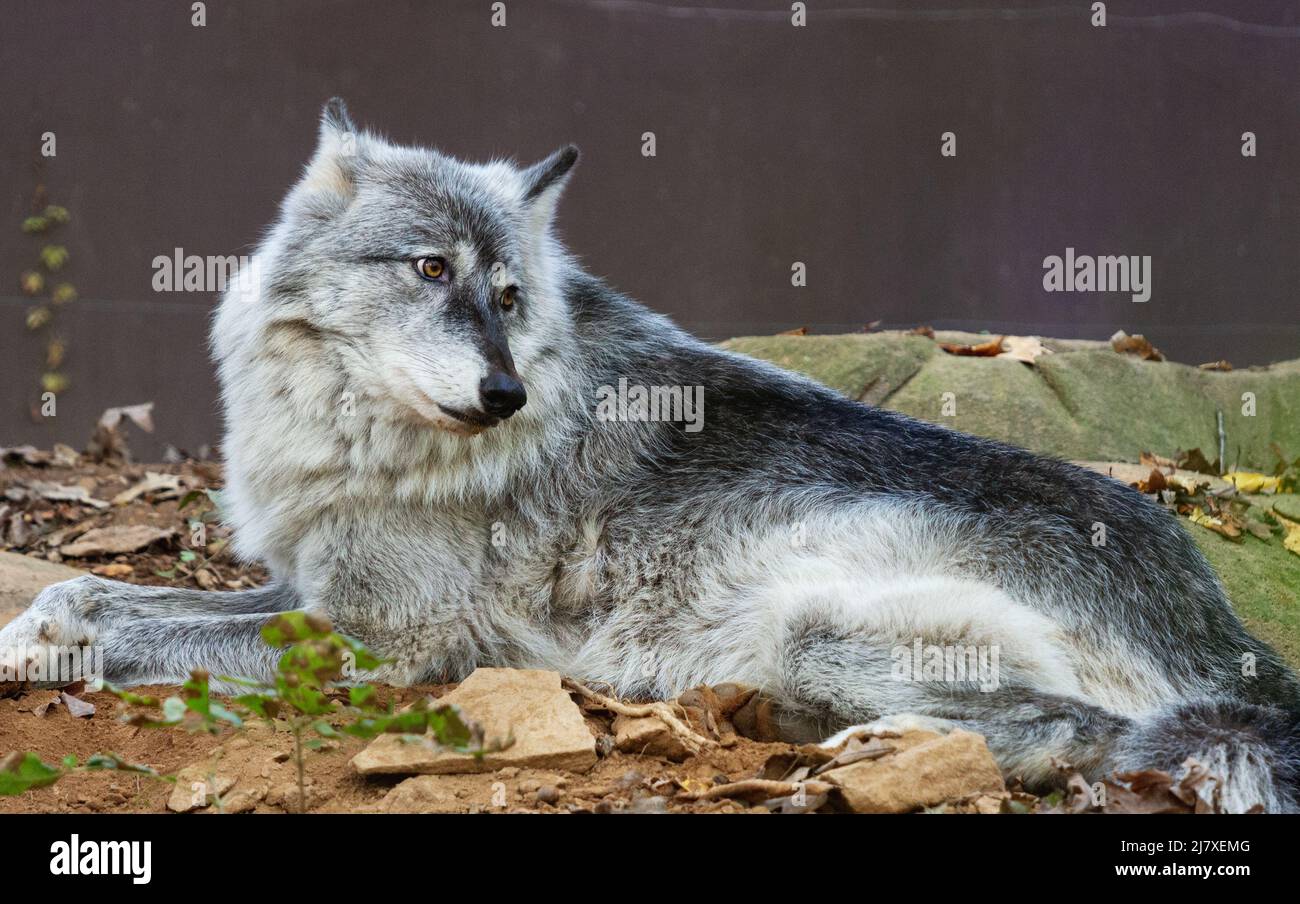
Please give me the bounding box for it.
[562,678,716,755]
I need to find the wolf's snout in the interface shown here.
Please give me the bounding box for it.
[479,371,527,419]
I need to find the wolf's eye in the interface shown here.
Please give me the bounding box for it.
[414,257,447,281]
[501,286,518,309]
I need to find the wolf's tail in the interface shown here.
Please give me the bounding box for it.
[1112,699,1300,812]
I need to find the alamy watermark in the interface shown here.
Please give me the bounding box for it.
[152,248,262,293]
[0,644,103,685]
[1043,248,1151,303]
[892,637,1000,692]
[595,377,704,432]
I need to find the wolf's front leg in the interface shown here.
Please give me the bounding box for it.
[0,575,301,690]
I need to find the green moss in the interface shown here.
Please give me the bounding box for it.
[720,334,935,402]
[725,333,1300,465]
[886,354,1085,457]
[1191,528,1300,669]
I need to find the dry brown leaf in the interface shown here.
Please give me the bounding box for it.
[60,525,176,558]
[1198,360,1233,372]
[92,563,135,578]
[940,335,1005,357]
[60,690,96,718]
[777,326,808,336]
[1176,448,1218,476]
[111,471,183,506]
[1110,330,1164,362]
[1135,468,1168,494]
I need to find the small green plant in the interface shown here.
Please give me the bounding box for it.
[0,750,172,796]
[1,613,489,812]
[18,164,76,402]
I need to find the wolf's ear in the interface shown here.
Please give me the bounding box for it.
[520,145,579,230]
[300,97,364,201]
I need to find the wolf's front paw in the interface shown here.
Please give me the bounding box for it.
[0,576,108,686]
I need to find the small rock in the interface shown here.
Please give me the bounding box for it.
[221,782,268,814]
[0,551,84,629]
[351,668,598,775]
[822,729,1005,814]
[380,776,473,814]
[612,714,690,761]
[624,795,669,814]
[167,767,236,813]
[535,785,560,805]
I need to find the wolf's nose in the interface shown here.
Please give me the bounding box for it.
[479,372,527,419]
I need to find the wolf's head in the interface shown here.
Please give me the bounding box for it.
[251,98,578,436]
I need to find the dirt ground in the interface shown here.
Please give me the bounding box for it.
[0,681,836,814]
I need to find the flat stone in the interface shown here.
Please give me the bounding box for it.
[380,775,476,813]
[613,714,691,761]
[822,729,1005,814]
[166,766,236,813]
[351,668,597,776]
[0,551,83,629]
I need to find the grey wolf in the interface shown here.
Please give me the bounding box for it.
[3,100,1297,811]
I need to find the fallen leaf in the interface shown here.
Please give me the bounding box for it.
[1284,527,1300,559]
[1187,507,1243,541]
[1110,330,1164,362]
[1176,448,1218,476]
[1224,471,1281,495]
[18,481,109,510]
[60,525,176,558]
[1198,360,1233,372]
[777,326,808,336]
[940,335,1005,357]
[1136,468,1168,494]
[92,563,134,578]
[60,691,95,718]
[98,402,154,434]
[111,471,182,506]
[997,335,1052,365]
[1139,450,1177,470]
[907,325,936,338]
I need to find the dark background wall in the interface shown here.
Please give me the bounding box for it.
[2,0,1297,458]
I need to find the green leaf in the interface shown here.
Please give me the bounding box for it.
[40,245,69,271]
[0,753,62,795]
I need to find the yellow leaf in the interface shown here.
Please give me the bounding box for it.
[1224,471,1281,494]
[1285,528,1300,559]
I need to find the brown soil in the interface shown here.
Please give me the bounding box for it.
[1,454,267,590]
[0,682,882,814]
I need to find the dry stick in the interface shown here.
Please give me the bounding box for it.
[562,678,716,755]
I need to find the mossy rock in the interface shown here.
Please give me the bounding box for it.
[720,334,935,404]
[723,332,1300,467]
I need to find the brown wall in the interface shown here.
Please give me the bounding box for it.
[3,0,1298,457]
